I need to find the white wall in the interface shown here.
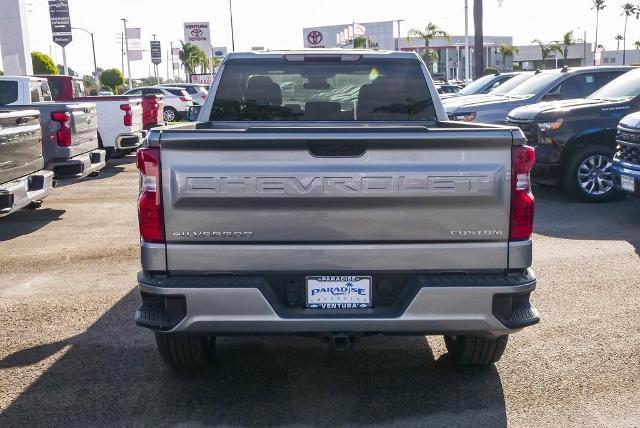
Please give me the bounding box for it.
[0,0,33,75]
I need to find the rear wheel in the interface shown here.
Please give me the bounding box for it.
[444,334,508,365]
[164,107,177,122]
[563,145,618,202]
[154,333,215,368]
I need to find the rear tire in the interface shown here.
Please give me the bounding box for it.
[164,107,178,122]
[563,145,619,202]
[154,333,215,368]
[444,334,508,365]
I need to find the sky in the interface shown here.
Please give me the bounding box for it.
[1,0,636,77]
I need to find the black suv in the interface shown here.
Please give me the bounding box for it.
[507,68,639,202]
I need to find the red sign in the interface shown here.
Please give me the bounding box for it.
[307,31,323,45]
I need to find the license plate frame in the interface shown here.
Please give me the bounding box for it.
[621,175,635,192]
[306,276,372,309]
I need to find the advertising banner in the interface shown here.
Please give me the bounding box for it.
[184,22,211,56]
[172,47,181,71]
[126,28,142,61]
[48,0,72,47]
[150,40,162,65]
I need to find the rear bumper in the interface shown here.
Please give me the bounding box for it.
[136,270,539,337]
[115,130,146,150]
[532,162,562,186]
[0,170,54,218]
[46,149,106,179]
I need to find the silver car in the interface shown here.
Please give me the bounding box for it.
[446,66,632,125]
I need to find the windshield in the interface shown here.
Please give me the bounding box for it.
[211,57,436,122]
[504,72,561,97]
[490,74,534,95]
[458,74,497,95]
[588,70,640,100]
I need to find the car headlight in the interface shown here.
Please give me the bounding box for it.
[453,112,477,122]
[538,118,564,132]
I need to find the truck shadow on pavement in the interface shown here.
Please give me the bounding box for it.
[0,289,507,427]
[534,185,640,257]
[0,208,65,242]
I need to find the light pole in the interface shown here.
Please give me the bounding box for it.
[464,0,470,81]
[72,27,97,76]
[577,27,588,66]
[121,18,132,89]
[229,0,235,52]
[394,19,405,51]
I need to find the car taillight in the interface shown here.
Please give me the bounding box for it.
[510,145,536,241]
[120,103,133,126]
[136,147,164,243]
[179,96,192,102]
[51,111,71,147]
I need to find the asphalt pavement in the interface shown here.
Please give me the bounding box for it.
[0,155,639,427]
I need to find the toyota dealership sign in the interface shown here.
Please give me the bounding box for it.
[303,21,394,49]
[183,22,211,56]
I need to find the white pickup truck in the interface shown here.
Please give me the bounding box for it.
[44,75,145,158]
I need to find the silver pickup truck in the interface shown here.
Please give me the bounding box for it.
[0,109,54,217]
[135,50,540,369]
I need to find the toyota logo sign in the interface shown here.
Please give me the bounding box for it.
[307,31,323,45]
[191,28,204,37]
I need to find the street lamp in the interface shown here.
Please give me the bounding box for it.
[576,27,588,66]
[72,27,97,76]
[229,0,235,52]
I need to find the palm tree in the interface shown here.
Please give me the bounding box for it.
[533,39,562,69]
[407,22,451,71]
[473,0,504,79]
[634,40,640,49]
[498,44,519,71]
[179,42,209,79]
[592,0,606,65]
[621,3,638,65]
[560,31,575,66]
[616,34,624,50]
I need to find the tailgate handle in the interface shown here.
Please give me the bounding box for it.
[308,142,366,157]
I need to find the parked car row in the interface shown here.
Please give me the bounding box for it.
[444,66,640,203]
[0,74,173,217]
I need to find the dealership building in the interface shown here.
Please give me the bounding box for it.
[303,21,512,80]
[302,21,620,80]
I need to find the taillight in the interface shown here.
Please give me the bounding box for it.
[120,103,132,126]
[136,148,164,243]
[51,111,71,147]
[510,145,536,241]
[179,96,192,102]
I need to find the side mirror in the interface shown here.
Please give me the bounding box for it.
[187,105,202,122]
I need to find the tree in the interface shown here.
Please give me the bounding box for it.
[179,42,209,78]
[532,39,561,69]
[498,44,519,71]
[353,35,375,49]
[621,2,638,65]
[100,68,125,94]
[592,0,606,65]
[634,40,640,49]
[0,70,3,76]
[616,34,624,50]
[57,64,77,76]
[560,31,575,66]
[407,22,451,71]
[31,51,58,75]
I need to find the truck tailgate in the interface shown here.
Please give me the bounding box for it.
[160,127,515,272]
[68,103,98,156]
[0,110,42,185]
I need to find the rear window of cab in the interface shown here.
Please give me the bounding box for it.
[211,57,436,122]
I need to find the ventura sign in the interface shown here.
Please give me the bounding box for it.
[184,22,211,56]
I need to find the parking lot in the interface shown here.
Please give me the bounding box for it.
[0,154,639,427]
